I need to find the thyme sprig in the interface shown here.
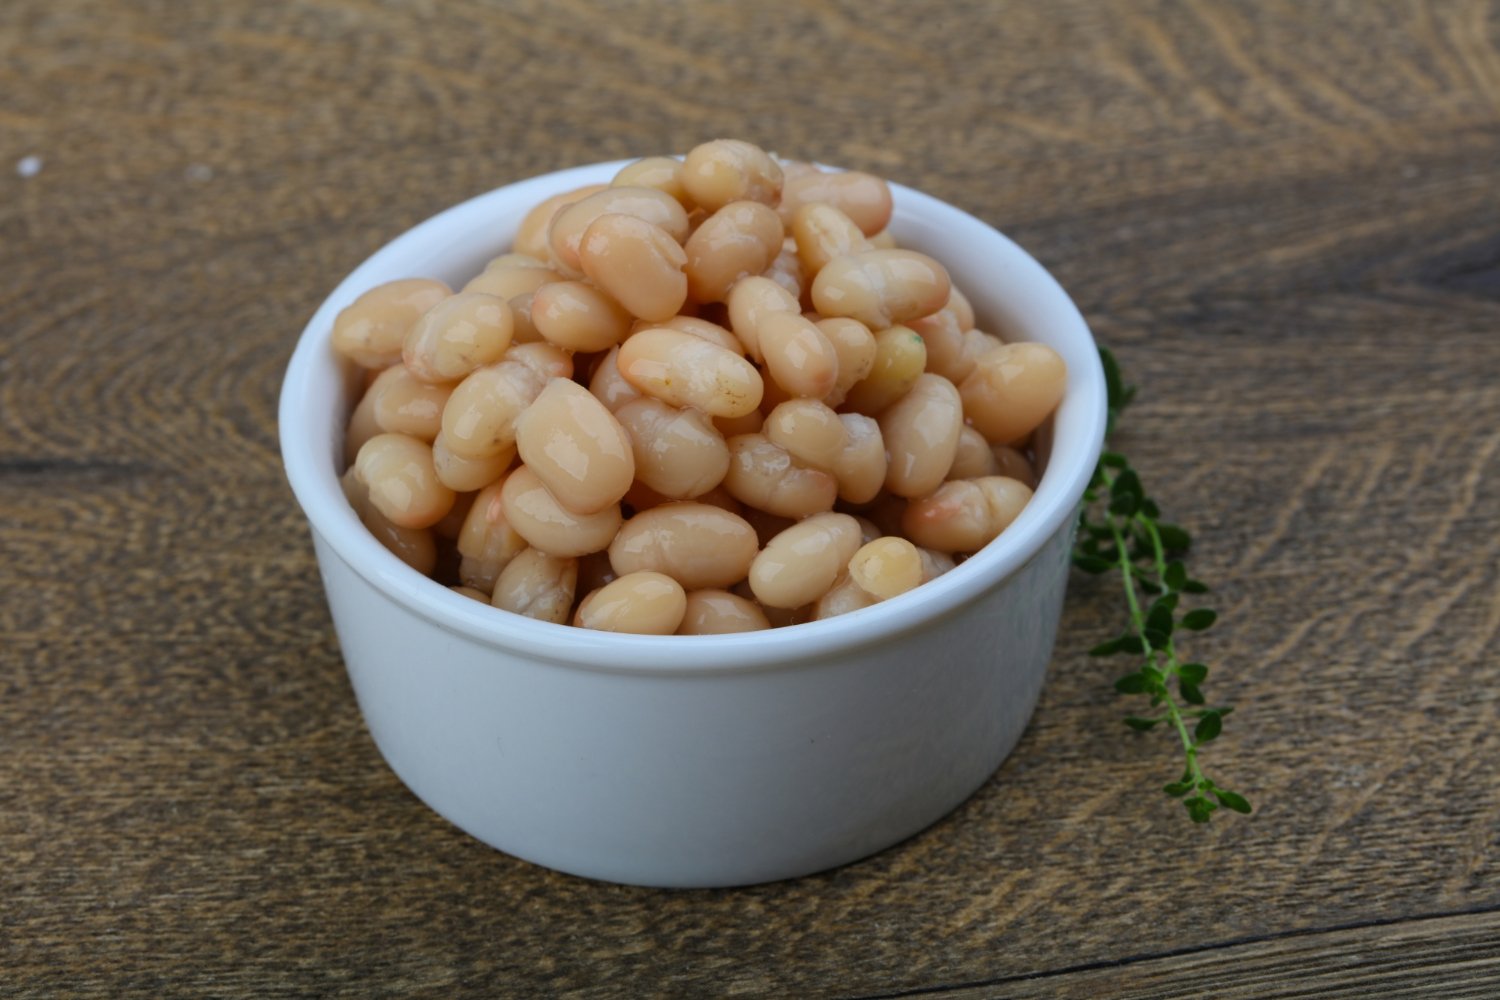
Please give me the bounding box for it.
[1073,348,1251,823]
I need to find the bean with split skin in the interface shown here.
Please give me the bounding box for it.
[574,571,687,635]
[811,249,950,331]
[491,547,578,624]
[791,202,872,276]
[831,413,887,504]
[723,433,838,519]
[432,429,514,492]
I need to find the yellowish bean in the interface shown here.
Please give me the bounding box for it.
[991,444,1038,489]
[457,479,529,590]
[841,325,927,416]
[659,315,745,356]
[902,476,1034,553]
[678,589,771,634]
[549,186,690,275]
[441,358,545,459]
[791,203,872,276]
[778,170,893,235]
[748,512,862,609]
[726,275,798,361]
[513,183,608,263]
[402,292,514,384]
[959,342,1068,445]
[530,279,633,353]
[755,312,839,399]
[491,547,578,624]
[500,465,623,557]
[608,502,758,589]
[514,378,636,514]
[681,139,784,211]
[950,426,1000,480]
[617,327,764,418]
[614,397,730,499]
[811,249,951,330]
[879,373,963,498]
[432,429,514,492]
[815,317,876,407]
[847,536,922,600]
[332,278,451,369]
[574,571,687,634]
[612,155,692,209]
[811,573,878,620]
[368,365,454,441]
[355,432,456,529]
[579,213,688,322]
[764,399,845,470]
[683,201,785,303]
[723,433,838,519]
[831,413,886,504]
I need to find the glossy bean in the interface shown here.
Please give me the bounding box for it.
[763,399,846,470]
[683,201,785,303]
[879,373,963,498]
[368,365,453,441]
[344,468,438,575]
[816,317,877,407]
[608,502,758,589]
[513,183,608,262]
[902,476,1033,553]
[726,275,798,361]
[831,413,886,504]
[791,203,872,276]
[748,512,863,609]
[847,536,922,600]
[574,571,687,634]
[456,478,529,591]
[491,547,578,624]
[441,359,546,459]
[462,261,562,302]
[432,429,514,492]
[514,378,635,514]
[677,589,770,634]
[681,139,783,211]
[617,327,764,418]
[811,249,951,330]
[659,315,745,355]
[777,170,893,236]
[841,325,927,416]
[549,186,690,275]
[579,213,688,322]
[500,465,623,557]
[588,345,643,411]
[614,397,730,499]
[354,432,455,529]
[755,312,839,399]
[959,342,1068,444]
[950,425,1000,480]
[612,155,692,208]
[723,433,838,519]
[331,278,451,369]
[530,279,633,353]
[402,292,514,384]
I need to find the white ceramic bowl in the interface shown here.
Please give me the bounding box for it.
[279,160,1106,888]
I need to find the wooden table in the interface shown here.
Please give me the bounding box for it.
[4,1,1498,995]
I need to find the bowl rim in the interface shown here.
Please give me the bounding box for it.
[279,158,1107,675]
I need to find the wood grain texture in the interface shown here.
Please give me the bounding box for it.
[2,0,1498,996]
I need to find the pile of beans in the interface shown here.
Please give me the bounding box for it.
[333,139,1067,635]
